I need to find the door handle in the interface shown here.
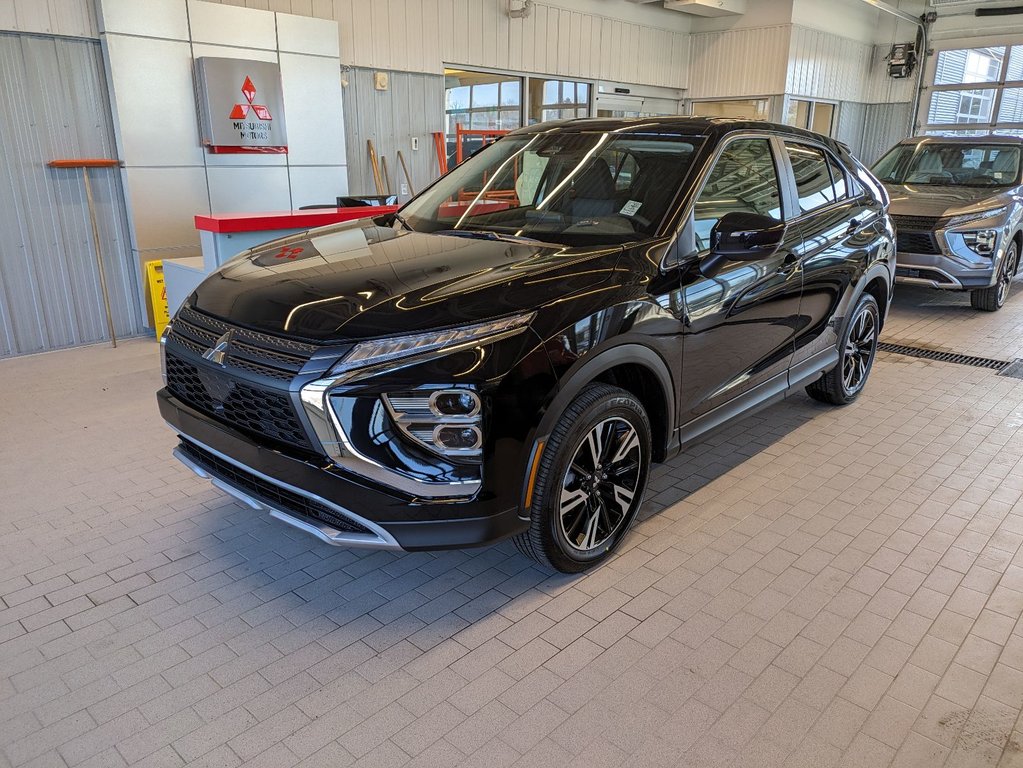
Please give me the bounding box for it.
[846,216,867,235]
[778,252,799,274]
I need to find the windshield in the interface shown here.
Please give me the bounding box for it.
[873,143,1021,187]
[398,131,704,246]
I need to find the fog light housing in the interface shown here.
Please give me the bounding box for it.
[435,425,482,451]
[383,388,483,460]
[963,229,998,255]
[431,390,481,417]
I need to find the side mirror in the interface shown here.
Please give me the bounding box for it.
[710,211,786,260]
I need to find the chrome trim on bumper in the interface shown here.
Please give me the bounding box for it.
[894,264,964,289]
[171,434,403,551]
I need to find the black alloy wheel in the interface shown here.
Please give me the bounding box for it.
[971,240,1019,312]
[515,383,651,572]
[806,292,880,406]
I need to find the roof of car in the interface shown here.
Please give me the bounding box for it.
[507,116,846,150]
[898,134,1023,145]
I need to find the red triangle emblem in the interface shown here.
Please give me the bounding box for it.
[241,76,256,104]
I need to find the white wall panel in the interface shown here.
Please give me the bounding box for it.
[207,166,292,212]
[687,25,790,99]
[289,165,349,206]
[99,0,187,39]
[279,51,346,165]
[123,167,210,250]
[187,0,277,49]
[104,35,204,167]
[277,12,338,56]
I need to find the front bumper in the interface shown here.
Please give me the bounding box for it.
[159,388,527,551]
[893,252,995,290]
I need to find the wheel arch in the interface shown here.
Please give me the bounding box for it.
[536,343,676,464]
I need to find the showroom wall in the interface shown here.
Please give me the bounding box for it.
[0,33,142,357]
[98,0,348,286]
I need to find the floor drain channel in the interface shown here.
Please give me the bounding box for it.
[877,342,1015,372]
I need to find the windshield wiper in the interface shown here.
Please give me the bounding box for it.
[434,229,543,245]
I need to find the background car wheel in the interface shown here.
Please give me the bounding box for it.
[514,383,651,573]
[805,292,880,406]
[970,241,1018,312]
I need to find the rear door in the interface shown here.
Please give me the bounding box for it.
[781,142,877,370]
[678,134,804,421]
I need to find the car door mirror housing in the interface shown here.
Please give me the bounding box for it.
[710,211,787,261]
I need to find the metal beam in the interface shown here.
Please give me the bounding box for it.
[859,0,923,27]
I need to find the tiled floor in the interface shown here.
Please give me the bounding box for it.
[3,282,1023,768]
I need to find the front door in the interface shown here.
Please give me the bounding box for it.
[678,136,804,422]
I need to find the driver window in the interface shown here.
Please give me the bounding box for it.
[693,138,783,252]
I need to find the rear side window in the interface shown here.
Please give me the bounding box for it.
[785,143,837,213]
[825,153,849,200]
[693,138,783,250]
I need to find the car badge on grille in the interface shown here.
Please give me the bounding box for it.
[202,330,233,366]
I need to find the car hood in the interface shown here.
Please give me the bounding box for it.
[884,183,1009,218]
[188,219,623,342]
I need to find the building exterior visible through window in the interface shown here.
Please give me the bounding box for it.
[925,45,1023,136]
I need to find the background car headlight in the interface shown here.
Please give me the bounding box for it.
[945,207,1007,228]
[963,229,998,255]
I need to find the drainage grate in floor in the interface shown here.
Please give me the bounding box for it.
[876,342,1014,371]
[999,359,1023,380]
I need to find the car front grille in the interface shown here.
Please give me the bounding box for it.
[891,214,944,231]
[896,231,942,255]
[169,306,317,381]
[165,352,313,450]
[178,440,372,535]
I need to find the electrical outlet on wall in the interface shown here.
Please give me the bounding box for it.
[400,182,409,195]
[411,137,419,151]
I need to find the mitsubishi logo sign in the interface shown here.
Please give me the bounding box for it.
[229,76,273,121]
[195,58,287,154]
[202,330,233,366]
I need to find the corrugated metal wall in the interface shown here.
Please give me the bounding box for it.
[204,0,691,89]
[0,0,98,38]
[342,67,445,197]
[861,102,912,164]
[686,25,791,99]
[0,33,142,357]
[786,26,873,102]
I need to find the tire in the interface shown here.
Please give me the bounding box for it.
[514,383,651,573]
[970,240,1018,312]
[805,292,880,406]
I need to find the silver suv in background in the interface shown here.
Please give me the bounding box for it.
[873,135,1022,310]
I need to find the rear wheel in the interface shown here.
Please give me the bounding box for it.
[515,384,651,573]
[806,292,879,406]
[970,240,1018,311]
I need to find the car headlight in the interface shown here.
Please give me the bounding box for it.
[330,312,535,380]
[963,229,998,255]
[945,207,1007,228]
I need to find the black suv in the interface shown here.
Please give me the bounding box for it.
[159,118,894,572]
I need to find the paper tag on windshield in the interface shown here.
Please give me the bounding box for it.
[619,200,642,216]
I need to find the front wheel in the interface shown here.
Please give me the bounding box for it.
[515,384,651,573]
[806,292,880,406]
[970,240,1018,311]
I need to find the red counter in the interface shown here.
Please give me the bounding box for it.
[194,205,399,234]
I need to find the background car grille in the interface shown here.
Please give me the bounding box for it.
[178,441,371,535]
[891,215,944,255]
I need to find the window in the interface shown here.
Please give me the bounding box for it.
[444,69,522,135]
[824,153,849,200]
[399,132,703,246]
[873,143,1021,187]
[785,99,836,136]
[527,77,590,123]
[786,143,838,213]
[693,138,783,250]
[925,44,1023,135]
